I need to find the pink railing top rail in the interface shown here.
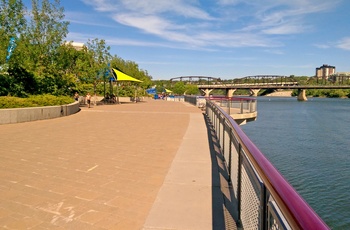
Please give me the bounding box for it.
[213,102,329,229]
[205,96,256,101]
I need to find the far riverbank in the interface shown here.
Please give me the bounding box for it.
[265,90,293,97]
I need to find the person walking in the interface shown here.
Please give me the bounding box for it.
[86,92,91,108]
[74,92,79,101]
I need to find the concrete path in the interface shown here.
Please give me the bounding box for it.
[0,100,236,229]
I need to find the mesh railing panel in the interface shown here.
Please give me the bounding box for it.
[203,99,329,230]
[268,199,292,230]
[230,141,239,198]
[240,153,263,230]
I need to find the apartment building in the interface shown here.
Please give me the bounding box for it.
[315,64,336,79]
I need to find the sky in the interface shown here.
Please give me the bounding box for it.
[23,0,350,80]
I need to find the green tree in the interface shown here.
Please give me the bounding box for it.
[185,84,199,95]
[0,0,153,98]
[8,66,38,97]
[0,0,26,35]
[109,56,152,96]
[75,38,112,94]
[0,0,26,64]
[24,0,69,75]
[0,73,11,95]
[173,81,186,95]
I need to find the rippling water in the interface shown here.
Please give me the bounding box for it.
[241,97,350,230]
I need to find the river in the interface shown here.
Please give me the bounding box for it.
[241,97,350,230]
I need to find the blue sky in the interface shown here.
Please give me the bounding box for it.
[23,0,350,80]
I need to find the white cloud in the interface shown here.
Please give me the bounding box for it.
[114,14,174,34]
[78,0,341,49]
[119,0,213,20]
[64,11,119,28]
[314,44,331,49]
[336,37,350,51]
[262,23,307,35]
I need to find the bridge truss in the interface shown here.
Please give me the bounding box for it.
[237,75,294,84]
[169,75,297,85]
[169,76,222,85]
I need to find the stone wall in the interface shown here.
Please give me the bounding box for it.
[0,101,80,125]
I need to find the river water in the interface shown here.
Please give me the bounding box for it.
[241,97,350,230]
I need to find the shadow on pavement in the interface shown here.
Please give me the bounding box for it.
[203,113,239,230]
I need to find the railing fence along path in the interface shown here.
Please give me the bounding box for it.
[210,96,257,115]
[184,96,329,230]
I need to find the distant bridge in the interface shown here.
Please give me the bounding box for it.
[170,75,350,101]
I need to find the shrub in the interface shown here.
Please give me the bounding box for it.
[0,95,74,109]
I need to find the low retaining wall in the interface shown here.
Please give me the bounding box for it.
[0,101,80,125]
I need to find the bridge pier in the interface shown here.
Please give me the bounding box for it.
[297,89,307,101]
[226,89,236,97]
[249,89,260,97]
[201,89,213,97]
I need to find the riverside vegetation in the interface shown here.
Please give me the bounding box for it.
[1,1,349,109]
[0,0,153,104]
[0,95,74,109]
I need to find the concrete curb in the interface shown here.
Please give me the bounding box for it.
[0,101,80,125]
[143,113,212,230]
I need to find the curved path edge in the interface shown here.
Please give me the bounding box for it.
[0,101,80,125]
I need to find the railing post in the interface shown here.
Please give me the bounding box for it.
[228,98,231,115]
[221,118,226,157]
[215,107,218,132]
[202,99,329,230]
[228,127,232,185]
[221,117,225,154]
[261,185,267,230]
[219,114,223,150]
[215,108,218,134]
[237,143,242,225]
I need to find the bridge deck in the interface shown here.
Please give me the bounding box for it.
[0,100,236,229]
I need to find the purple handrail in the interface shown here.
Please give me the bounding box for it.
[214,103,329,229]
[207,96,253,101]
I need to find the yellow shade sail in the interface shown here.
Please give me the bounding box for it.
[164,88,173,93]
[112,68,143,82]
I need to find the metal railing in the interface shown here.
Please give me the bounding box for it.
[204,99,329,229]
[184,95,201,105]
[209,96,257,115]
[184,95,329,229]
[184,96,257,114]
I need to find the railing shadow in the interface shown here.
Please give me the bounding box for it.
[203,113,239,230]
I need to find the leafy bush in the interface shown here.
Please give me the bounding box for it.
[7,66,38,97]
[0,95,74,109]
[0,74,11,96]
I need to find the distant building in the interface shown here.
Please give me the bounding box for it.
[71,42,85,51]
[329,72,350,83]
[316,64,336,79]
[65,42,85,51]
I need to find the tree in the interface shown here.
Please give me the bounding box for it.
[0,0,26,35]
[109,55,153,96]
[173,81,186,95]
[0,0,26,64]
[0,0,153,97]
[74,38,112,95]
[8,66,38,97]
[24,0,69,75]
[185,84,199,95]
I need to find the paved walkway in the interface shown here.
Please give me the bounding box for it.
[0,100,236,229]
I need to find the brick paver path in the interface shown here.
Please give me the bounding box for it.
[0,100,204,229]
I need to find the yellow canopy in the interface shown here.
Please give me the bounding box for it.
[112,68,143,82]
[165,88,173,93]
